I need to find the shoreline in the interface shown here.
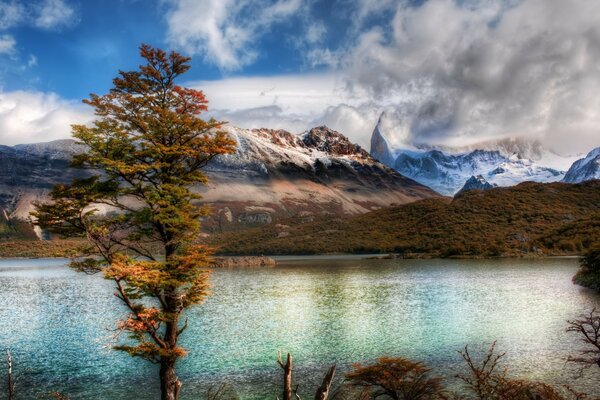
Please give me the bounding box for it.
[0,253,582,261]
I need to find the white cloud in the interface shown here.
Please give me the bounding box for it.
[165,0,305,70]
[0,90,91,145]
[306,21,326,44]
[26,54,37,67]
[187,74,382,147]
[0,1,24,30]
[34,0,76,29]
[0,33,15,54]
[0,0,76,32]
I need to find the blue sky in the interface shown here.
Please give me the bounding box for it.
[3,0,393,98]
[0,0,598,155]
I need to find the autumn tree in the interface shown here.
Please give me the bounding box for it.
[567,309,600,372]
[457,342,564,400]
[32,44,236,400]
[573,246,600,291]
[344,357,446,400]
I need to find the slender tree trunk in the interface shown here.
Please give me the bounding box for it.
[160,358,181,400]
[7,350,14,400]
[160,285,182,400]
[314,365,336,400]
[278,353,293,400]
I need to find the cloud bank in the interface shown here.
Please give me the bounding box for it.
[342,0,600,153]
[169,0,600,154]
[0,91,91,145]
[1,0,599,155]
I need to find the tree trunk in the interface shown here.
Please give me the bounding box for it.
[160,288,182,400]
[7,350,14,400]
[314,365,336,400]
[278,353,293,400]
[160,358,181,400]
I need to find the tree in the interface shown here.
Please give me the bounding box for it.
[573,246,600,290]
[32,44,236,400]
[581,247,600,274]
[457,342,564,400]
[344,357,445,400]
[566,308,600,372]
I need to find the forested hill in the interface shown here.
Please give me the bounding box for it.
[210,180,600,257]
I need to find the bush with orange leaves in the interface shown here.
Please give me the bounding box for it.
[344,357,446,400]
[457,342,564,400]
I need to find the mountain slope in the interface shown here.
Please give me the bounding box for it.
[210,180,600,256]
[563,147,600,183]
[199,126,438,231]
[0,126,439,235]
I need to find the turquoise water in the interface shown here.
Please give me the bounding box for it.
[0,257,599,399]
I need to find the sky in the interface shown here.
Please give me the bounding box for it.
[0,0,599,154]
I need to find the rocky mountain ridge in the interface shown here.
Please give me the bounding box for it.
[563,147,600,183]
[370,117,583,195]
[0,125,438,236]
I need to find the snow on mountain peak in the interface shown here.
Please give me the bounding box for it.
[563,146,600,183]
[368,121,576,195]
[302,126,370,158]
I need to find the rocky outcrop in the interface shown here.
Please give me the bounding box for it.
[456,175,497,196]
[211,256,277,268]
[369,113,396,166]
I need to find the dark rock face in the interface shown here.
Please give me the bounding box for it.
[302,126,370,158]
[456,175,497,196]
[0,140,89,215]
[0,144,80,188]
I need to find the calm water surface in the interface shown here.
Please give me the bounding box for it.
[0,257,599,399]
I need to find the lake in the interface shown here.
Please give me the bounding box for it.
[0,257,599,399]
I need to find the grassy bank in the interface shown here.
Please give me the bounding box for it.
[210,181,600,257]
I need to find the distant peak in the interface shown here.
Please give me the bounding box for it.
[456,174,497,196]
[302,126,369,157]
[370,116,396,166]
[376,111,386,127]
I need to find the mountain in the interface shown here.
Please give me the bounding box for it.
[389,149,563,196]
[456,175,496,195]
[0,126,438,236]
[0,140,89,222]
[211,180,600,257]
[563,147,600,183]
[199,125,438,231]
[370,118,571,195]
[369,113,396,166]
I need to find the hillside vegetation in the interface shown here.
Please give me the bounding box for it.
[210,180,600,257]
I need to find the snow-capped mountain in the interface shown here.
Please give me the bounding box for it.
[563,147,600,183]
[200,125,437,230]
[370,117,573,195]
[0,126,438,234]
